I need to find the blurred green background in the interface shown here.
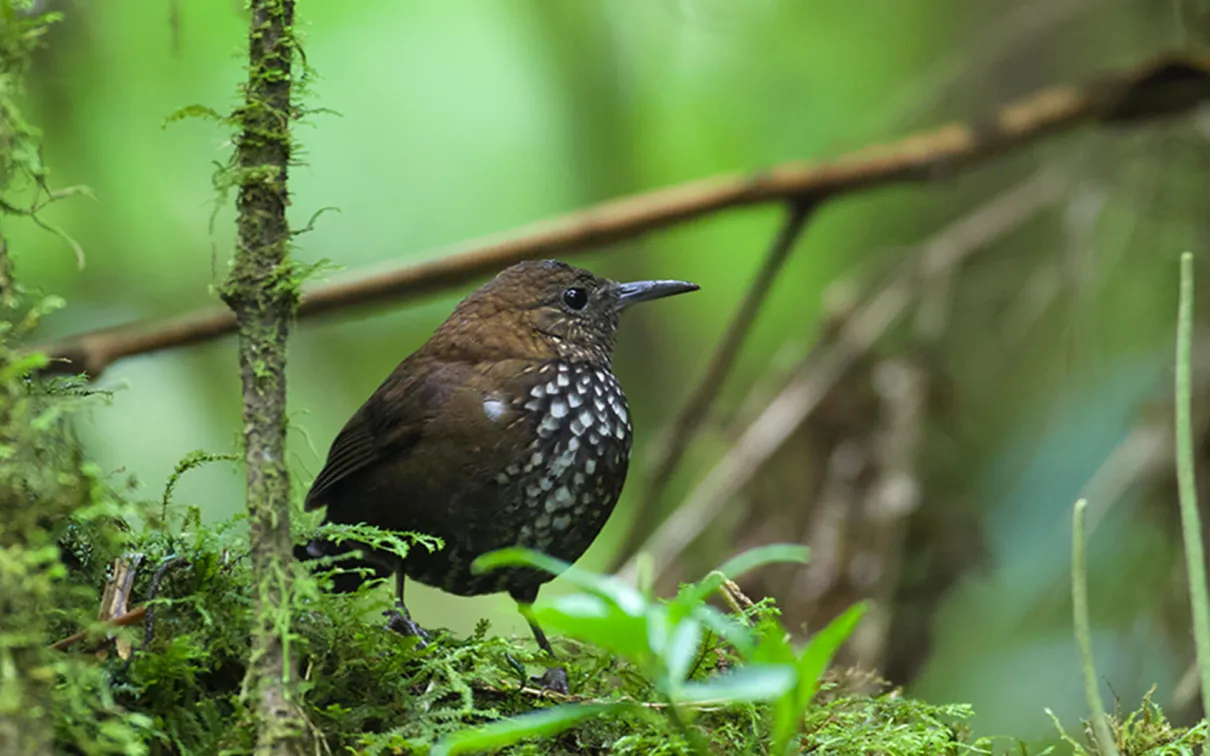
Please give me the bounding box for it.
[9,0,1210,745]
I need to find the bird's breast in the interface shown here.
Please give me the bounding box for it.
[493,361,633,554]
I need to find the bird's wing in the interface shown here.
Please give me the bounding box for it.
[303,356,448,511]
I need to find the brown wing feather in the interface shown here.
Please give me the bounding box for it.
[303,355,436,511]
[304,418,400,510]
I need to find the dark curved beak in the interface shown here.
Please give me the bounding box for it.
[615,279,699,310]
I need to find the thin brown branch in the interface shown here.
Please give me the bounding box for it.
[615,169,1068,584]
[33,54,1210,379]
[616,202,814,559]
[49,606,148,652]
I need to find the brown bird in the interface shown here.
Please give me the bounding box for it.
[296,259,698,691]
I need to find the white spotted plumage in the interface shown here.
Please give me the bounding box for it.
[482,360,633,567]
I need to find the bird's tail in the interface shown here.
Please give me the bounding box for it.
[293,536,391,594]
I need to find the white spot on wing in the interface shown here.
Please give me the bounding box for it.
[483,396,507,423]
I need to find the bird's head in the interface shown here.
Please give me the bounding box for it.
[429,259,699,365]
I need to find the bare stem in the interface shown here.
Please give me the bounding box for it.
[1071,498,1118,756]
[1175,251,1210,730]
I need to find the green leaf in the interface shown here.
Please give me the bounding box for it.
[474,547,648,615]
[688,544,811,604]
[676,664,796,704]
[712,544,810,584]
[795,601,867,698]
[162,103,227,127]
[750,619,796,666]
[534,595,651,665]
[772,601,868,754]
[662,617,704,685]
[693,603,757,658]
[0,350,49,383]
[430,703,627,756]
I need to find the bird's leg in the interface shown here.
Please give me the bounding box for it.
[519,601,556,656]
[513,597,569,694]
[384,568,431,645]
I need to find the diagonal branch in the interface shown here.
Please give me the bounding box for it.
[33,54,1210,379]
[616,201,815,560]
[615,169,1068,584]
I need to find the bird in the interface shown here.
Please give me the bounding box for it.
[294,258,698,692]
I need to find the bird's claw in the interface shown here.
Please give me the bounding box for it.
[383,607,431,647]
[504,653,569,694]
[536,667,569,695]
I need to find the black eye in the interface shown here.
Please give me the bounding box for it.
[562,287,588,310]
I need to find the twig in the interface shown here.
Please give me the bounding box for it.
[49,606,148,652]
[97,553,144,661]
[1071,498,1119,756]
[619,202,815,558]
[33,55,1210,379]
[616,170,1065,583]
[1174,251,1210,729]
[471,680,726,712]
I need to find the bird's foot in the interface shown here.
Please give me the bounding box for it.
[504,653,569,695]
[383,607,431,647]
[536,667,569,695]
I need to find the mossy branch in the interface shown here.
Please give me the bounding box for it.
[219,0,310,753]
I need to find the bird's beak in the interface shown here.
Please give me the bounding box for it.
[615,279,700,310]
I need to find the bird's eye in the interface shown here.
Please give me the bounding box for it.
[562,287,589,311]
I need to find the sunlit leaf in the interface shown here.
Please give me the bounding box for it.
[535,595,651,664]
[475,547,648,615]
[430,703,628,756]
[663,617,704,685]
[676,663,796,704]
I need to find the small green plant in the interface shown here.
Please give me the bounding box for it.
[426,544,867,755]
[1051,252,1210,756]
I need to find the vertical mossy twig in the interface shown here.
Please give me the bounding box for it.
[1071,498,1119,756]
[1175,251,1210,727]
[220,0,309,753]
